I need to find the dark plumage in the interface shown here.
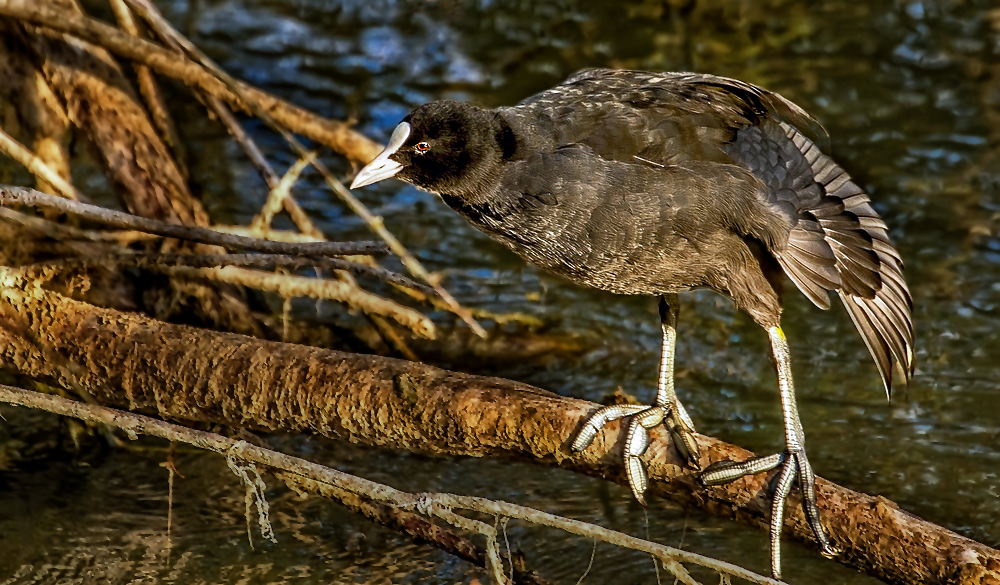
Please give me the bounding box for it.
[352,68,913,577]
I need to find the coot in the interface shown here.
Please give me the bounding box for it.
[351,68,913,578]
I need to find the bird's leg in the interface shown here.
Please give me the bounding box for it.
[700,326,837,578]
[654,294,700,468]
[572,294,701,505]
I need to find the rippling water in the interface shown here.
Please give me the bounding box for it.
[1,0,998,583]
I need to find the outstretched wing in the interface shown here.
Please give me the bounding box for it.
[690,75,914,395]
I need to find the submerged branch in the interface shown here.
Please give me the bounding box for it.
[0,384,770,585]
[0,283,994,585]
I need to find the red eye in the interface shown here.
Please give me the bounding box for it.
[415,141,430,153]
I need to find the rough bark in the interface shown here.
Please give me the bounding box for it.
[108,0,188,180]
[0,282,995,585]
[7,0,206,225]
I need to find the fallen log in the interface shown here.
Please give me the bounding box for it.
[0,278,996,585]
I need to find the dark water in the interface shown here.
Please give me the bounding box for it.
[2,0,999,583]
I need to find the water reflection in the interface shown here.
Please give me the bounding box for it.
[2,0,999,583]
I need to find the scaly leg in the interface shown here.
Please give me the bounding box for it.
[572,294,701,505]
[700,325,837,578]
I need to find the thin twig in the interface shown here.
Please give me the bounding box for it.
[0,0,382,165]
[211,225,323,243]
[123,0,486,338]
[0,206,159,244]
[250,156,312,235]
[278,473,549,585]
[23,252,436,297]
[0,127,82,202]
[197,89,321,238]
[0,186,387,257]
[159,265,434,338]
[0,385,781,585]
[16,252,437,336]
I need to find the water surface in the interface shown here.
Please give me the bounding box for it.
[1,0,998,583]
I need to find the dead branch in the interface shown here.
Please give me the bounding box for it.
[157,266,434,338]
[136,5,318,239]
[0,384,773,585]
[27,252,435,297]
[0,22,72,198]
[0,127,81,201]
[121,0,485,338]
[0,186,387,257]
[251,156,312,235]
[0,0,381,165]
[0,282,994,585]
[108,0,187,179]
[9,0,204,225]
[0,207,157,244]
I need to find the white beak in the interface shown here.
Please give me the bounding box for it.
[350,122,411,189]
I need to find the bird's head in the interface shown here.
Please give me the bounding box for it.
[350,101,514,201]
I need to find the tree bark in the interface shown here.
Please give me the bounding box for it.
[0,281,995,585]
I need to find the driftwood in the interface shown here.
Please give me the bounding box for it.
[0,279,995,585]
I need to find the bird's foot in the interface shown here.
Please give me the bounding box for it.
[571,400,700,505]
[700,449,839,578]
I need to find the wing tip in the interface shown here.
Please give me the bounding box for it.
[839,291,914,398]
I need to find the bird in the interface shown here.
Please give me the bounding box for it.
[350,68,913,578]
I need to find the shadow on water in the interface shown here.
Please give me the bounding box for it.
[1,0,999,583]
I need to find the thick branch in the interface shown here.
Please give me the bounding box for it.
[0,282,995,585]
[0,0,382,165]
[108,0,187,178]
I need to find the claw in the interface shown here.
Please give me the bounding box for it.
[795,452,839,558]
[700,449,836,577]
